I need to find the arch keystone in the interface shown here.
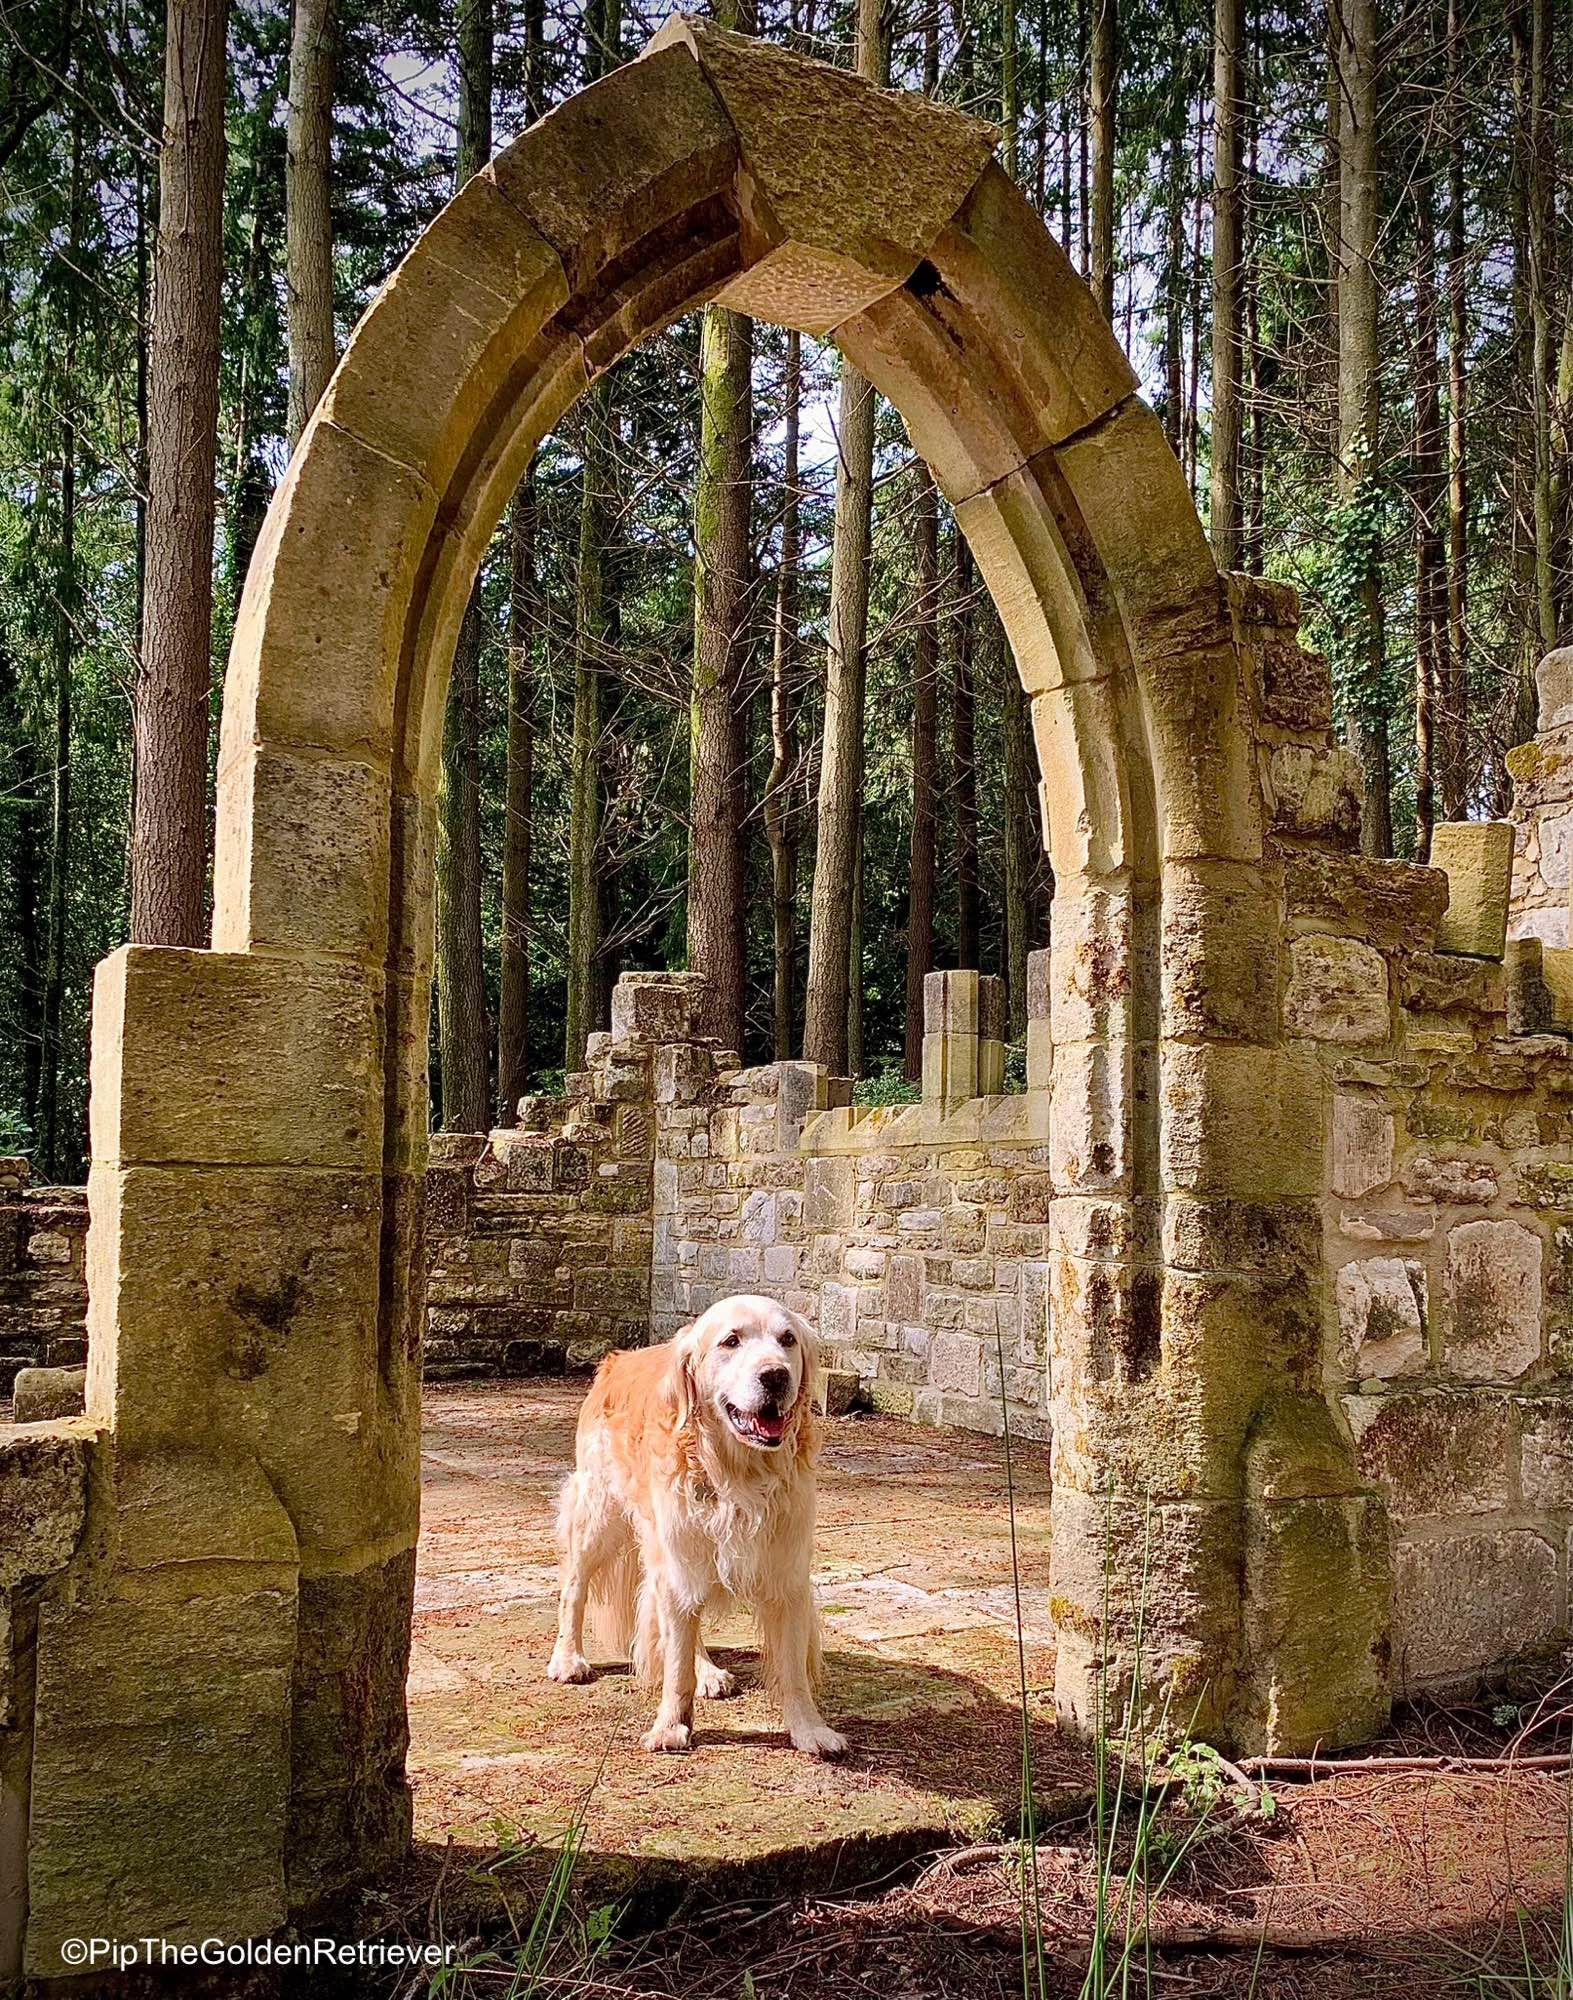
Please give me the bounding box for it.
[651,15,998,334]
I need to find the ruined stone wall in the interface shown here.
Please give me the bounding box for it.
[423,1027,656,1379]
[0,1163,87,1395]
[647,969,1054,1437]
[1270,617,1573,1699]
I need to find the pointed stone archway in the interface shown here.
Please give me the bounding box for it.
[16,21,1387,1970]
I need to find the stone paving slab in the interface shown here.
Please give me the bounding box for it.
[409,1379,1084,1897]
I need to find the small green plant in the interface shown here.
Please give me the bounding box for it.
[428,1754,619,1998]
[853,1063,921,1107]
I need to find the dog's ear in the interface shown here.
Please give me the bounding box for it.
[664,1321,701,1432]
[786,1309,821,1460]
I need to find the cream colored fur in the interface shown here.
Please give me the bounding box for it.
[546,1295,845,1759]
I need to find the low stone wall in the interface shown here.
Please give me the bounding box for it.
[648,969,1053,1437]
[0,1164,87,1397]
[422,1008,657,1379]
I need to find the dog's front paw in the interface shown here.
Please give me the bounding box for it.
[547,1645,593,1684]
[696,1660,739,1700]
[790,1721,848,1760]
[641,1720,693,1754]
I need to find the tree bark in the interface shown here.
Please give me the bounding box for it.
[285,0,335,449]
[38,111,84,1175]
[1161,0,1187,456]
[1334,0,1391,858]
[566,378,612,1073]
[904,461,940,1081]
[1413,170,1445,860]
[1088,0,1117,321]
[436,0,494,1130]
[1209,0,1244,568]
[802,0,884,1075]
[952,528,980,969]
[1528,0,1557,652]
[564,0,621,1070]
[495,0,549,1120]
[497,475,536,1122]
[435,601,490,1130]
[687,286,753,1053]
[1441,0,1468,816]
[764,330,802,1062]
[130,0,231,948]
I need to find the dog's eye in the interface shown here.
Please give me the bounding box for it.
[720,1331,742,1349]
[779,1332,797,1348]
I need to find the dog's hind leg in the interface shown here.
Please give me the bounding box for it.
[695,1626,738,1699]
[548,1469,620,1684]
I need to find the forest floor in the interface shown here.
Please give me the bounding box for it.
[357,1380,1573,2000]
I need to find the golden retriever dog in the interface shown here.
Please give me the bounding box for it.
[547,1294,846,1759]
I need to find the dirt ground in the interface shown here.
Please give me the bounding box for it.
[372,1379,1573,2000]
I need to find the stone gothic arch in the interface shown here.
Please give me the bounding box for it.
[13,21,1388,1970]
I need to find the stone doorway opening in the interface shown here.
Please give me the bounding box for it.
[6,18,1572,1981]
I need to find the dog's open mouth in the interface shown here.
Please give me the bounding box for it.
[725,1402,788,1447]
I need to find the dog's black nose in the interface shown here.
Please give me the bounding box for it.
[758,1365,791,1402]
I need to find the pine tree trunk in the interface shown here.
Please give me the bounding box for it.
[494,0,549,1119]
[904,462,940,1081]
[1414,171,1445,860]
[1089,0,1117,321]
[39,112,82,1177]
[1161,0,1186,456]
[1209,0,1244,568]
[130,0,231,948]
[497,475,535,1122]
[802,0,884,1075]
[953,528,980,970]
[285,0,335,449]
[764,330,801,1062]
[436,602,490,1130]
[566,377,612,1073]
[1438,0,1468,814]
[7,651,46,1141]
[688,296,753,1054]
[1334,0,1391,858]
[564,0,622,1070]
[436,0,494,1130]
[1528,0,1557,652]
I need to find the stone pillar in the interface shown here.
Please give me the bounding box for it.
[920,969,1004,1103]
[23,946,418,1969]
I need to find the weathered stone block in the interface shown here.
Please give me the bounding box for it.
[1519,1401,1573,1508]
[1392,1530,1559,1688]
[1161,860,1280,1042]
[1160,1044,1324,1200]
[25,1449,298,1973]
[90,947,383,1173]
[1350,1391,1510,1516]
[930,1330,983,1397]
[1444,1220,1543,1382]
[1335,1258,1427,1380]
[1431,821,1514,959]
[1283,934,1390,1044]
[1536,645,1573,731]
[0,1422,89,1590]
[1331,1094,1394,1199]
[1269,743,1363,845]
[611,971,706,1045]
[10,1366,85,1424]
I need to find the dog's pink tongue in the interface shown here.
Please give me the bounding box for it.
[757,1410,786,1439]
